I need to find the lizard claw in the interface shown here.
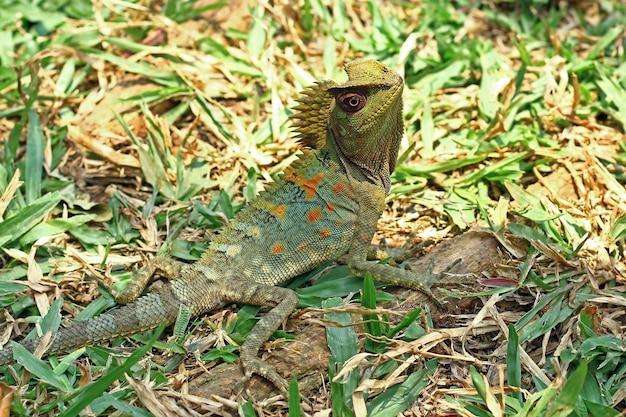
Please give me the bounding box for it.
[426,258,476,286]
[394,237,435,263]
[419,258,476,306]
[412,258,458,308]
[236,359,314,406]
[238,358,291,399]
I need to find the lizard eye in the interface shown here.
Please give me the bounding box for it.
[337,92,366,113]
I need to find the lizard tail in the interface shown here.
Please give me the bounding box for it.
[0,285,184,366]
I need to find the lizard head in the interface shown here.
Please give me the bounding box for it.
[327,60,404,192]
[291,60,404,192]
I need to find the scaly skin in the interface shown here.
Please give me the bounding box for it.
[0,61,442,396]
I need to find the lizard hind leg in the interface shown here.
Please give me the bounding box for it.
[114,257,186,305]
[220,280,299,398]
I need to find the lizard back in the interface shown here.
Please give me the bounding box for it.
[199,148,360,285]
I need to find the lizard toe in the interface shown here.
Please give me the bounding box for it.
[241,358,290,398]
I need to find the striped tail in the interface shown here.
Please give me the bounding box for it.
[0,284,185,365]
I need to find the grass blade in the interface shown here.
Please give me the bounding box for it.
[58,322,166,417]
[24,109,44,204]
[0,192,61,247]
[507,324,523,403]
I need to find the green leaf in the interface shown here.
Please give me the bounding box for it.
[587,26,623,60]
[114,111,177,199]
[80,48,181,86]
[578,308,596,339]
[24,109,44,204]
[0,30,14,67]
[247,4,266,57]
[230,305,261,339]
[597,75,626,128]
[309,0,330,22]
[55,58,76,94]
[507,324,522,403]
[59,322,166,417]
[0,192,61,247]
[478,48,504,119]
[331,0,349,38]
[301,0,313,33]
[201,345,238,364]
[89,392,154,417]
[387,308,421,339]
[325,297,358,415]
[367,369,429,417]
[19,214,95,246]
[470,365,487,402]
[288,374,302,417]
[362,273,386,353]
[396,155,486,177]
[32,298,63,342]
[461,152,529,185]
[584,399,621,417]
[240,401,257,417]
[521,383,559,417]
[323,36,337,78]
[11,342,73,391]
[420,97,434,156]
[518,293,575,343]
[546,361,587,417]
[609,214,626,241]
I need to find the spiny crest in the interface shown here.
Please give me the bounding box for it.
[290,80,337,149]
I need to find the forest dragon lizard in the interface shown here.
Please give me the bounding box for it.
[0,60,443,396]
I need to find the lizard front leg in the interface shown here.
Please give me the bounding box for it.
[114,257,185,305]
[220,280,299,396]
[348,209,445,307]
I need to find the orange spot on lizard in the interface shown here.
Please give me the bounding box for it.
[271,243,285,255]
[297,243,307,251]
[285,168,324,199]
[332,182,346,193]
[326,202,335,212]
[307,208,322,222]
[272,204,287,219]
[319,228,331,238]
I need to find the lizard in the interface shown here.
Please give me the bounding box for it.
[0,60,443,396]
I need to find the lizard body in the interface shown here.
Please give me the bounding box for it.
[0,61,439,395]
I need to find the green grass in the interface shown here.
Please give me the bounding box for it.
[0,0,625,415]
